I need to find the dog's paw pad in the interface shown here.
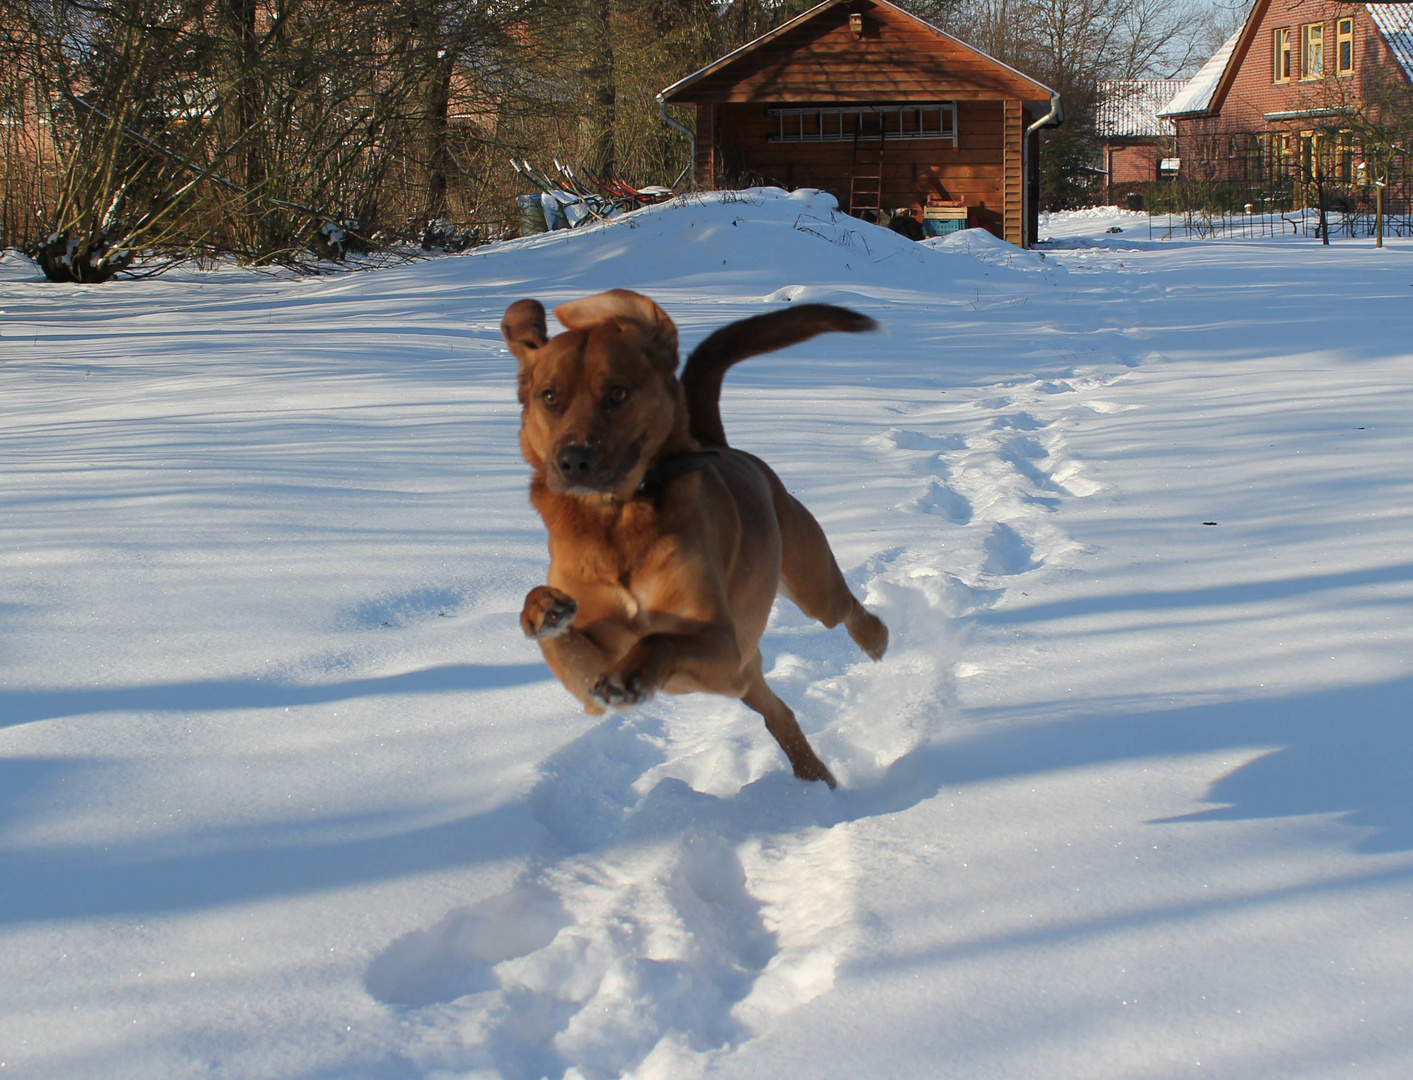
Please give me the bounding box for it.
[522,587,577,640]
[589,672,654,709]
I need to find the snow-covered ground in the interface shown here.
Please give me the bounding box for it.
[2,191,1411,1079]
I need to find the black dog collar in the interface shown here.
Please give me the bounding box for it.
[636,450,720,499]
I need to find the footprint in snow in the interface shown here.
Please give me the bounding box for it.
[991,410,1052,432]
[983,522,1040,576]
[364,885,571,1008]
[912,479,974,524]
[875,428,968,452]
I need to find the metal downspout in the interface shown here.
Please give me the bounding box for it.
[656,95,697,188]
[1021,92,1064,247]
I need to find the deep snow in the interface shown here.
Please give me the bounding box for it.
[1,189,1410,1079]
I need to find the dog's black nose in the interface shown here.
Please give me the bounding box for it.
[556,443,598,477]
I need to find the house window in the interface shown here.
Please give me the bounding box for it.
[1271,132,1292,169]
[766,104,958,146]
[1301,22,1324,79]
[1337,17,1354,75]
[1274,28,1291,82]
[1336,129,1355,181]
[1299,130,1318,175]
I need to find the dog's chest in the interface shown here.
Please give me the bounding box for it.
[551,519,705,629]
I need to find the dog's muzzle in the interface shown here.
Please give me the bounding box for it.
[551,439,634,495]
[556,442,598,481]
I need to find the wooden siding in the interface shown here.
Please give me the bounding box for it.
[694,103,717,186]
[665,1,1051,104]
[713,100,1009,233]
[1003,99,1023,245]
[667,0,1054,244]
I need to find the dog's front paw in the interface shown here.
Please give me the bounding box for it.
[589,670,656,710]
[521,586,577,640]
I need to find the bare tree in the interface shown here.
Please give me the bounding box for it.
[0,0,550,277]
[552,0,816,186]
[1305,56,1413,247]
[6,0,234,281]
[903,0,1206,207]
[1193,0,1253,59]
[1,0,893,278]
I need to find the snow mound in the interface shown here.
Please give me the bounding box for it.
[449,187,1047,316]
[5,183,1413,1080]
[922,226,1051,272]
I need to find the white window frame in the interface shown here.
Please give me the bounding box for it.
[767,103,959,147]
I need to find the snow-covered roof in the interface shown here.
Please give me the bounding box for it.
[1160,3,1413,120]
[1157,28,1242,117]
[1368,4,1413,82]
[1096,80,1186,137]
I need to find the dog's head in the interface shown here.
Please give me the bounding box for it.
[503,289,688,498]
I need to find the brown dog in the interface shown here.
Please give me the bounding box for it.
[503,290,888,788]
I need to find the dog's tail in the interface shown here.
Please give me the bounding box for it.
[680,305,877,446]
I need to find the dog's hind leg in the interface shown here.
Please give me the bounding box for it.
[772,488,889,661]
[741,652,836,788]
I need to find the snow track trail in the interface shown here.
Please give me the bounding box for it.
[358,362,1125,1079]
[4,195,1413,1080]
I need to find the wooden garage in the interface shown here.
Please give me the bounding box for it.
[658,0,1061,247]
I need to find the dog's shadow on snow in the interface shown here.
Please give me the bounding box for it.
[3,666,1406,925]
[4,653,1408,1078]
[358,669,1413,1079]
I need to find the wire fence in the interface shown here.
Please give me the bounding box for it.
[1111,127,1413,242]
[1145,202,1413,240]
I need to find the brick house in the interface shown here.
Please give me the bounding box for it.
[1158,1,1413,187]
[658,0,1062,247]
[1095,79,1185,201]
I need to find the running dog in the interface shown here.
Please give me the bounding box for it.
[503,290,887,787]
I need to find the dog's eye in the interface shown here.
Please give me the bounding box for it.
[540,388,559,408]
[606,386,629,405]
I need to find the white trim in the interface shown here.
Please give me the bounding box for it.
[1263,108,1342,121]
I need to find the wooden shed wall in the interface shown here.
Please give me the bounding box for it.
[675,2,1049,103]
[700,99,1027,242]
[669,1,1050,245]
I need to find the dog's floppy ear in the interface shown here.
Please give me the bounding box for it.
[502,299,549,404]
[502,298,549,360]
[554,289,679,372]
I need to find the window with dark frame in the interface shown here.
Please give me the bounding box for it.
[1337,129,1355,180]
[1299,130,1317,175]
[766,104,959,147]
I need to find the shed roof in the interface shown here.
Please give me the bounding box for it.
[660,0,1057,104]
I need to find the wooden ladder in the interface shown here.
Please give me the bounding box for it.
[848,113,885,219]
